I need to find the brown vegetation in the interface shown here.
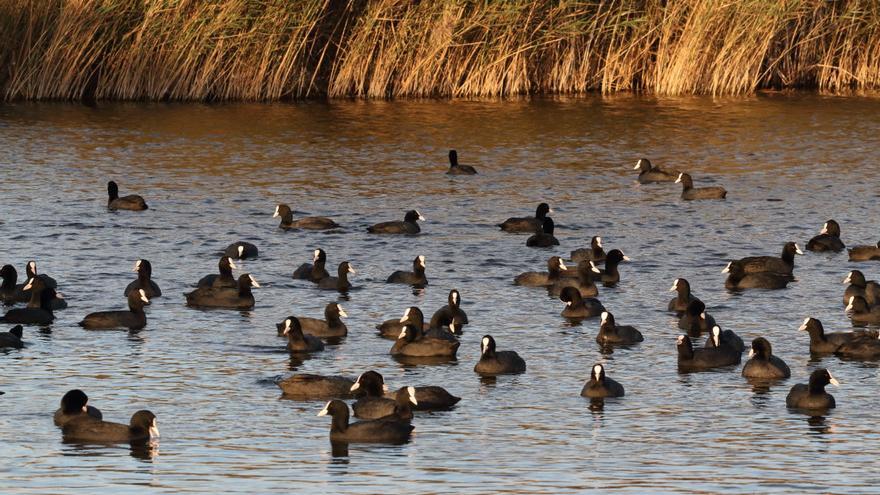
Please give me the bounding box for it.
[1,0,879,101]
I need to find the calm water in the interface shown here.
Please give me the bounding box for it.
[2,96,880,494]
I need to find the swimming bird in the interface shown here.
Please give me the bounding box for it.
[63,410,158,443]
[386,255,428,286]
[22,277,67,310]
[185,274,259,309]
[429,289,469,329]
[734,242,802,277]
[675,173,727,200]
[473,335,525,375]
[559,286,605,318]
[316,262,356,292]
[571,236,606,263]
[592,250,631,287]
[596,312,643,345]
[274,203,340,230]
[53,390,103,426]
[677,299,716,335]
[283,316,325,353]
[196,257,237,289]
[107,180,148,211]
[742,337,790,379]
[722,261,790,290]
[550,260,601,298]
[498,203,552,233]
[390,324,459,358]
[292,249,330,282]
[843,271,880,307]
[834,331,880,360]
[703,325,745,353]
[514,256,567,287]
[317,400,413,444]
[79,289,150,330]
[224,241,258,260]
[580,364,625,398]
[277,374,358,400]
[124,259,161,298]
[676,334,741,371]
[849,241,880,261]
[634,158,680,183]
[0,288,57,325]
[294,303,348,338]
[845,296,880,324]
[389,385,461,411]
[446,150,477,175]
[0,325,23,349]
[377,306,425,339]
[806,220,845,252]
[350,371,416,421]
[526,217,560,247]
[799,317,866,354]
[367,210,424,234]
[0,265,20,303]
[668,278,701,313]
[785,369,838,410]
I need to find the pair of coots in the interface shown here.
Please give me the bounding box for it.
[186,274,260,309]
[277,303,348,339]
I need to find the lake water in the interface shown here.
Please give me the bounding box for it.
[2,95,880,494]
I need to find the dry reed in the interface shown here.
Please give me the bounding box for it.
[1,0,879,101]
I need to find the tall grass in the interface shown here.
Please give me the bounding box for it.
[1,0,879,101]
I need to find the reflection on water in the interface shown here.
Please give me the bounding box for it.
[2,95,880,493]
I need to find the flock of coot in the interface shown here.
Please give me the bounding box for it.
[3,154,880,447]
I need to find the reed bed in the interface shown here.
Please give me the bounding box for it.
[1,0,879,101]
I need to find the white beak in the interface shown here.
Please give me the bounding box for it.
[798,318,810,331]
[228,259,237,270]
[350,382,360,391]
[273,205,280,218]
[590,262,601,274]
[596,237,602,247]
[249,276,260,287]
[417,212,426,221]
[633,161,641,170]
[348,264,356,274]
[338,306,348,318]
[317,402,331,416]
[795,244,803,255]
[669,280,678,292]
[722,262,731,274]
[238,245,244,257]
[674,173,683,183]
[829,373,840,386]
[820,223,828,234]
[559,261,567,271]
[622,255,631,261]
[748,348,755,358]
[408,386,418,405]
[843,273,852,284]
[600,312,609,323]
[149,420,160,439]
[133,260,141,272]
[139,289,149,303]
[23,279,33,291]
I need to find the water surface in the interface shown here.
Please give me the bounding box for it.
[2,96,880,494]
